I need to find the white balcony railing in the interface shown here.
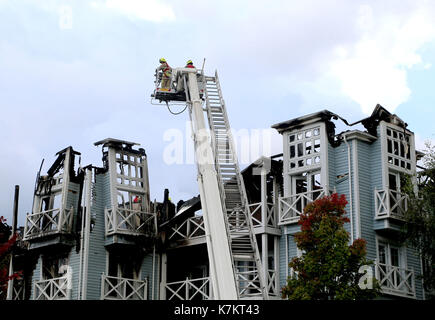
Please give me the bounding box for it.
[34,276,70,300]
[11,278,25,300]
[168,216,205,242]
[248,202,276,228]
[279,189,327,225]
[101,274,148,300]
[375,189,408,220]
[23,207,74,240]
[105,207,156,236]
[266,270,279,296]
[375,263,415,298]
[165,277,212,300]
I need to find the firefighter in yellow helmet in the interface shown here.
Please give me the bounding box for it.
[185,60,195,68]
[156,58,172,89]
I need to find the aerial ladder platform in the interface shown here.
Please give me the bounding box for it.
[152,65,267,300]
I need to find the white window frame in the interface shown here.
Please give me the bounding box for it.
[376,236,407,269]
[282,122,329,197]
[380,121,416,189]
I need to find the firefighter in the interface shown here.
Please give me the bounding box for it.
[176,60,196,92]
[186,59,195,68]
[156,58,172,89]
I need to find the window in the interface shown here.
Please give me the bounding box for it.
[42,254,69,279]
[288,127,321,171]
[117,190,145,212]
[115,151,145,188]
[386,126,412,171]
[377,241,404,268]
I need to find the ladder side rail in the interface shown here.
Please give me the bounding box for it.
[204,83,228,213]
[214,71,268,299]
[203,77,241,295]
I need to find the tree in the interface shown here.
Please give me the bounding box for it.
[281,193,379,300]
[401,142,435,299]
[0,216,20,299]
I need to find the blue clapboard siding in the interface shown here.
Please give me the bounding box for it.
[357,139,378,262]
[84,171,110,299]
[30,256,42,299]
[141,252,159,300]
[328,143,336,190]
[278,234,287,289]
[278,231,299,289]
[407,246,424,299]
[65,181,81,300]
[331,142,352,236]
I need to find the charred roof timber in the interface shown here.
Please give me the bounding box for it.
[271,104,411,147]
[94,138,146,156]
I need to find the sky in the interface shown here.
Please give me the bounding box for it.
[1,0,435,226]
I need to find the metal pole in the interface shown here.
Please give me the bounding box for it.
[7,185,19,300]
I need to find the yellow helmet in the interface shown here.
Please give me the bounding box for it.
[159,58,166,63]
[186,59,193,65]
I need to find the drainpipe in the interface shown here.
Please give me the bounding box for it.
[343,135,354,242]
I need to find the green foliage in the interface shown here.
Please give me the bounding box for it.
[401,141,435,299]
[281,193,380,300]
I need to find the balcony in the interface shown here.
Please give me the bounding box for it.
[23,207,74,241]
[34,276,70,300]
[278,189,327,225]
[105,207,156,237]
[164,277,212,300]
[101,274,148,300]
[375,263,416,298]
[168,216,205,242]
[248,202,277,229]
[375,189,408,220]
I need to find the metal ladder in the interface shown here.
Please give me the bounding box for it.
[204,71,267,299]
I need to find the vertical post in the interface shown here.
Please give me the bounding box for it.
[272,176,279,227]
[100,274,105,300]
[261,166,267,228]
[160,253,167,300]
[260,166,268,292]
[7,185,19,300]
[261,234,268,293]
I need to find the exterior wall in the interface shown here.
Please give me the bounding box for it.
[358,139,378,261]
[65,181,81,300]
[141,252,159,300]
[84,171,110,299]
[276,119,425,300]
[331,141,352,237]
[30,256,42,299]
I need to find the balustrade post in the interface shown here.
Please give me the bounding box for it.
[186,218,191,238]
[101,274,105,300]
[185,277,189,300]
[58,208,63,233]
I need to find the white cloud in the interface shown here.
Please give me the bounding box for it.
[327,3,435,114]
[102,0,175,22]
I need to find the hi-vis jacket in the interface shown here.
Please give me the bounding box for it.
[157,62,172,78]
